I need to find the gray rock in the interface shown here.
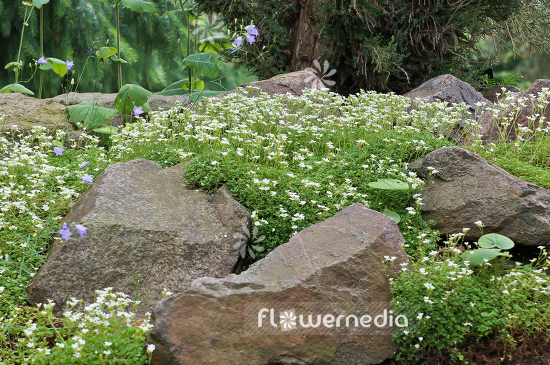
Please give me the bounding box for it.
[0,93,72,134]
[27,159,250,314]
[409,146,550,246]
[148,203,410,365]
[479,79,550,142]
[480,85,520,104]
[404,74,492,144]
[0,92,189,137]
[185,70,329,113]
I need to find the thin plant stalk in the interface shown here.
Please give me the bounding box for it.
[39,6,44,99]
[116,2,122,90]
[14,5,34,85]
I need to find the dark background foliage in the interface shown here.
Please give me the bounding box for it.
[195,0,550,95]
[0,0,256,98]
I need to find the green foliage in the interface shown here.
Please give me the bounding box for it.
[194,0,550,94]
[67,103,118,131]
[460,233,514,266]
[0,83,34,95]
[114,84,152,115]
[0,0,257,96]
[483,71,523,88]
[0,289,155,364]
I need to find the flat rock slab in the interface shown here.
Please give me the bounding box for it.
[27,159,250,314]
[0,92,188,136]
[410,147,550,246]
[149,203,410,365]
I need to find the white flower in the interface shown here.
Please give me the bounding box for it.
[147,344,156,352]
[424,282,435,290]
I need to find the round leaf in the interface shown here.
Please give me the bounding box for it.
[460,248,508,266]
[47,58,68,77]
[368,178,410,191]
[68,103,117,130]
[478,233,514,250]
[32,0,50,8]
[120,0,156,13]
[114,84,152,115]
[0,83,34,95]
[382,209,401,223]
[97,47,118,61]
[183,52,218,76]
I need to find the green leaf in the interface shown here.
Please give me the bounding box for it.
[52,140,64,148]
[183,52,218,76]
[48,58,68,77]
[382,209,401,223]
[4,62,21,70]
[68,103,117,130]
[114,84,152,115]
[162,78,190,91]
[120,0,156,13]
[93,126,118,135]
[368,178,409,191]
[111,56,128,64]
[97,47,118,61]
[460,248,509,266]
[39,62,53,71]
[478,233,515,250]
[0,83,35,95]
[32,0,50,8]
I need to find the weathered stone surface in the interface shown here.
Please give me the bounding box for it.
[28,159,249,314]
[479,79,550,142]
[52,93,187,126]
[0,92,189,136]
[403,74,493,144]
[185,70,328,113]
[409,146,550,246]
[480,85,520,104]
[149,203,409,365]
[0,93,73,134]
[403,74,492,112]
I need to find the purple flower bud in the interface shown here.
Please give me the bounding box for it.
[80,161,89,168]
[75,224,88,237]
[38,56,47,64]
[66,60,74,70]
[245,25,259,36]
[246,34,256,44]
[232,37,243,48]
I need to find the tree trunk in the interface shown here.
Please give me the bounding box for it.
[289,0,329,73]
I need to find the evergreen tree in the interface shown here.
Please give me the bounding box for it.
[194,0,550,95]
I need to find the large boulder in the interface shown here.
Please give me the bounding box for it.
[148,203,410,365]
[478,79,550,142]
[0,92,71,134]
[403,74,493,144]
[185,70,328,113]
[409,147,550,247]
[0,92,188,136]
[27,159,250,314]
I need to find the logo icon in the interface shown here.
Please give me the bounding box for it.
[234,225,266,260]
[280,310,297,331]
[304,59,336,89]
[191,12,227,51]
